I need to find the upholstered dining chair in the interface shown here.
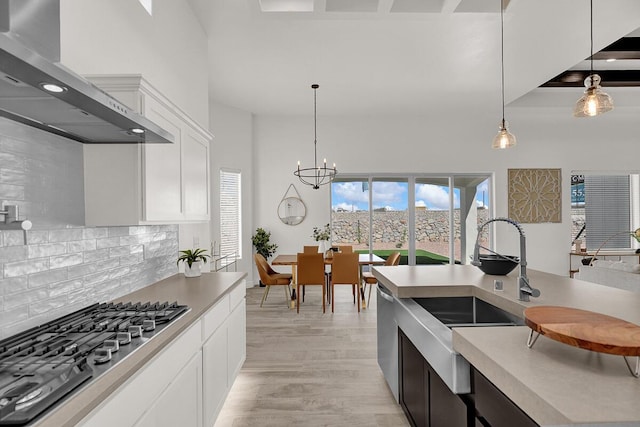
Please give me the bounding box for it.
[254,254,292,308]
[303,245,319,253]
[330,252,360,313]
[362,251,400,307]
[296,252,326,313]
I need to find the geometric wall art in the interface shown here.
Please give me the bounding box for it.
[508,168,562,223]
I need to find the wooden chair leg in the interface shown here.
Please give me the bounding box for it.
[284,285,290,306]
[331,282,335,313]
[352,284,356,304]
[367,282,375,307]
[357,282,361,313]
[322,285,326,313]
[296,284,301,313]
[260,285,271,307]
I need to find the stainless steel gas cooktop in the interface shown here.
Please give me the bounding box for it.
[0,301,189,425]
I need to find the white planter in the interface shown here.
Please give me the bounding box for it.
[184,261,202,278]
[318,240,329,257]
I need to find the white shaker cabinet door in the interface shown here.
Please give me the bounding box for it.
[183,127,210,220]
[227,300,246,383]
[202,324,229,427]
[141,96,183,222]
[134,352,203,427]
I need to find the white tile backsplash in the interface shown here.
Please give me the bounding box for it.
[0,118,180,339]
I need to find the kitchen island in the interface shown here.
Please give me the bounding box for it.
[373,264,640,426]
[32,271,247,427]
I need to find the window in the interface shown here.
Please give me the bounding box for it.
[571,172,639,250]
[331,174,491,265]
[220,169,242,259]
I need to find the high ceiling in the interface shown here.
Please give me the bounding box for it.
[186,0,640,116]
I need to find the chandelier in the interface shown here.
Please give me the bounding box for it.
[294,84,337,189]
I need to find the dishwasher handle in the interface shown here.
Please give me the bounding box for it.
[377,284,395,302]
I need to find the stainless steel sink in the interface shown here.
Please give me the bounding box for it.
[395,295,523,394]
[412,296,524,328]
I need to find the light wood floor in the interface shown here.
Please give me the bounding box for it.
[214,284,410,427]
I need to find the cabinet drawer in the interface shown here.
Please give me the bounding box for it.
[472,368,538,427]
[202,295,230,340]
[229,281,246,311]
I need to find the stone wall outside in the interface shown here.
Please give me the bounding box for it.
[331,209,490,257]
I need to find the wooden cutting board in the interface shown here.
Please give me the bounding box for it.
[524,306,640,356]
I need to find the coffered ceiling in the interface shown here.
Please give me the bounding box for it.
[187,0,640,116]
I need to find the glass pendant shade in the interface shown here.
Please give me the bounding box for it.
[491,0,516,149]
[573,74,614,117]
[492,120,517,149]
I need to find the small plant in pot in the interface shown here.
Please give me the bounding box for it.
[177,248,210,278]
[252,228,278,286]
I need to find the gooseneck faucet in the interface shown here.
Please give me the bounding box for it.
[471,217,540,302]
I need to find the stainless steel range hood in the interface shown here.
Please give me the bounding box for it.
[0,0,173,144]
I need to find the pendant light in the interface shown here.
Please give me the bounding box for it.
[573,0,613,117]
[294,84,337,189]
[492,0,516,149]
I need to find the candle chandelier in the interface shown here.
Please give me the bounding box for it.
[573,0,613,117]
[294,84,337,189]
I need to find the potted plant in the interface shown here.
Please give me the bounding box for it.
[252,228,278,287]
[251,227,278,260]
[177,248,210,278]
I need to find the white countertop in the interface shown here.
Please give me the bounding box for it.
[373,264,640,426]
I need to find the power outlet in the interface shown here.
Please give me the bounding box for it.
[193,236,199,247]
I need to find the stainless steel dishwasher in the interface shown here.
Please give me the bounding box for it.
[377,283,399,402]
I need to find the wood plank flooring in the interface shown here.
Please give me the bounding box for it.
[214,284,410,427]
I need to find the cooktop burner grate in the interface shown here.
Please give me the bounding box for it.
[0,301,189,425]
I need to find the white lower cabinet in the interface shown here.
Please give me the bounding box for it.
[203,321,228,426]
[134,352,203,427]
[227,300,246,383]
[202,282,247,427]
[78,282,246,427]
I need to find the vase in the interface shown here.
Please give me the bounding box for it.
[318,240,329,257]
[184,261,202,278]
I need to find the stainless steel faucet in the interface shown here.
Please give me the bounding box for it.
[471,217,540,302]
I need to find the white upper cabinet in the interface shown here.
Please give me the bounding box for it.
[84,75,212,225]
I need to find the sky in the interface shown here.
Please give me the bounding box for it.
[331,179,490,212]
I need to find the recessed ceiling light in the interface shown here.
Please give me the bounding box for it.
[130,128,145,134]
[40,83,67,93]
[606,58,617,62]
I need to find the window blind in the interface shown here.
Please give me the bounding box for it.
[584,175,630,250]
[220,170,242,258]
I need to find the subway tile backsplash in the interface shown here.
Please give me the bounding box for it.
[0,225,178,339]
[0,118,179,339]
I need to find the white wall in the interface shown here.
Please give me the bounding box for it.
[210,102,254,281]
[252,104,640,277]
[60,0,209,127]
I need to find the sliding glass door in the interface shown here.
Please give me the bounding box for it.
[331,173,492,265]
[330,179,370,251]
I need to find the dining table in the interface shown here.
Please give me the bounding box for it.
[272,253,385,309]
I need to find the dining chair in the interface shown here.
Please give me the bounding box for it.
[362,252,401,307]
[303,245,319,253]
[296,252,326,313]
[254,254,292,308]
[336,245,353,253]
[330,252,360,313]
